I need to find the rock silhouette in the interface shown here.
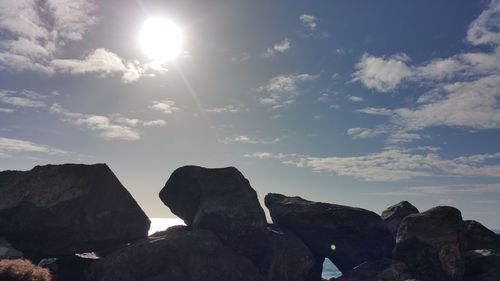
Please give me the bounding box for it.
[464,220,500,252]
[381,201,419,237]
[0,164,150,258]
[463,249,500,281]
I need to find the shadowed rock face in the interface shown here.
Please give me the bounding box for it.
[394,206,466,281]
[336,258,415,281]
[464,220,500,252]
[464,249,500,281]
[86,226,263,281]
[381,201,419,237]
[159,166,267,258]
[0,164,150,258]
[264,193,394,274]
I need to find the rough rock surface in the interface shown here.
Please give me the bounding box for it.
[159,166,267,257]
[394,206,466,281]
[336,259,415,281]
[0,164,150,258]
[463,249,500,281]
[381,201,419,237]
[265,193,394,274]
[464,220,500,252]
[39,253,99,281]
[0,237,23,259]
[86,225,263,281]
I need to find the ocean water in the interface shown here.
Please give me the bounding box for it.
[149,218,342,279]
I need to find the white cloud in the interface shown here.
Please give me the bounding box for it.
[356,107,393,116]
[244,152,276,159]
[467,0,500,45]
[223,135,280,144]
[0,108,14,113]
[347,127,385,139]
[149,100,180,114]
[347,95,363,102]
[50,104,166,140]
[299,14,317,30]
[206,104,246,113]
[265,38,291,57]
[258,73,318,109]
[0,90,46,108]
[0,137,70,158]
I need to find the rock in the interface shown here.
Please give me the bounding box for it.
[381,201,419,237]
[39,253,99,281]
[0,258,52,281]
[0,236,23,259]
[86,225,263,281]
[463,249,500,281]
[464,220,500,252]
[264,193,394,274]
[257,225,315,281]
[394,206,466,281]
[336,258,415,281]
[0,164,150,258]
[159,166,267,258]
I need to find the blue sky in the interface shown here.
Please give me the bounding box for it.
[1,0,499,228]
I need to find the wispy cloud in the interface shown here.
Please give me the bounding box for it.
[347,95,363,102]
[223,135,280,144]
[0,137,70,158]
[206,104,246,113]
[149,100,180,114]
[258,73,318,109]
[0,90,46,108]
[265,38,291,57]
[299,14,317,30]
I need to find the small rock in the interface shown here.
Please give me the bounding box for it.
[265,193,394,274]
[463,249,500,281]
[336,258,415,281]
[0,164,150,258]
[464,220,500,252]
[394,206,466,281]
[381,201,419,237]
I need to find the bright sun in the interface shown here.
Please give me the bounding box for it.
[140,17,183,61]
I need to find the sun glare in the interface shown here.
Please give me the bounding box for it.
[140,17,183,61]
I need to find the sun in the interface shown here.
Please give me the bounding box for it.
[140,17,183,61]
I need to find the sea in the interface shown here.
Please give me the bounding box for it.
[149,218,342,279]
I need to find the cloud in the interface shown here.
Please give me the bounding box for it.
[258,74,318,109]
[347,95,363,102]
[149,100,180,114]
[0,137,70,158]
[0,90,46,108]
[467,0,500,45]
[265,38,291,57]
[0,108,14,113]
[52,49,145,82]
[356,107,393,116]
[223,135,280,144]
[230,53,250,63]
[347,127,385,139]
[206,104,246,113]
[50,104,166,140]
[299,14,317,30]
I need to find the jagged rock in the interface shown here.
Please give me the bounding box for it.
[0,164,150,258]
[159,166,267,258]
[264,193,394,274]
[336,259,415,281]
[464,220,500,251]
[463,249,500,281]
[394,206,466,281]
[381,201,419,237]
[39,253,99,281]
[86,225,263,281]
[0,237,23,259]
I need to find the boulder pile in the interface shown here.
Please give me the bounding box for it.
[0,163,499,281]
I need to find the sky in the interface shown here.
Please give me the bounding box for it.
[1,0,499,229]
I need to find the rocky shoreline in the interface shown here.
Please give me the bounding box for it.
[0,163,499,281]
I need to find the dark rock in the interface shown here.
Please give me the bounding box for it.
[86,225,263,281]
[464,220,500,252]
[336,258,415,281]
[0,164,150,258]
[39,253,99,281]
[159,166,267,258]
[463,249,500,281]
[0,236,23,259]
[394,206,466,281]
[264,193,394,274]
[381,201,419,237]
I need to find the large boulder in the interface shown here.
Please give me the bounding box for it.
[336,259,415,281]
[264,193,394,274]
[159,166,267,257]
[0,164,150,258]
[86,225,263,281]
[381,201,419,237]
[394,206,466,281]
[0,237,23,259]
[39,253,99,281]
[464,220,500,252]
[463,249,500,281]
